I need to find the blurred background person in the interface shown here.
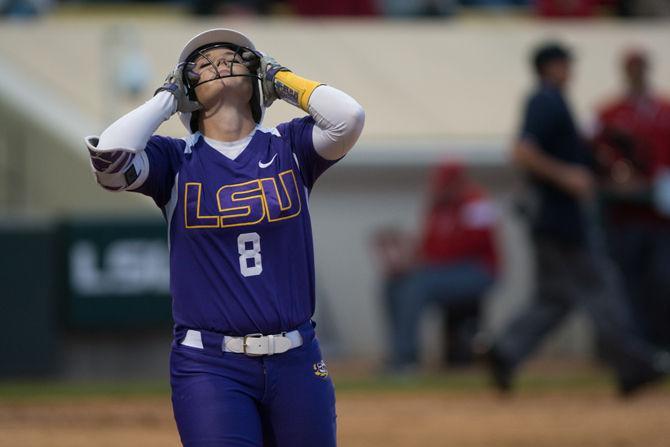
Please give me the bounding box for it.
[482,41,670,396]
[591,48,670,351]
[374,161,499,373]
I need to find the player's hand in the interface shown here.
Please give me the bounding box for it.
[154,64,202,113]
[560,165,595,199]
[257,53,290,108]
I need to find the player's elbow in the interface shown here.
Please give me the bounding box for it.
[83,135,146,193]
[337,99,365,155]
[349,102,366,143]
[311,87,365,160]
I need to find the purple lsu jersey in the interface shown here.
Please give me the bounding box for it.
[134,117,338,335]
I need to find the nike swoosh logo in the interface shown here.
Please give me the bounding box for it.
[258,154,278,169]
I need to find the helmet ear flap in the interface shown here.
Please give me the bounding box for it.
[189,111,200,133]
[182,65,200,133]
[250,79,262,124]
[182,63,199,102]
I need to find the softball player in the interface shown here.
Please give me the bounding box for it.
[84,28,364,446]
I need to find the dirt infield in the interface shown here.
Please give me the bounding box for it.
[2,386,670,447]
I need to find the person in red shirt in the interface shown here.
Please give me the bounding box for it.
[374,161,498,371]
[420,163,498,277]
[592,49,670,350]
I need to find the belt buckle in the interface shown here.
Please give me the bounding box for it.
[243,333,264,356]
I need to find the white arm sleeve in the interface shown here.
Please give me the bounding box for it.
[83,91,176,191]
[308,85,365,161]
[96,91,177,152]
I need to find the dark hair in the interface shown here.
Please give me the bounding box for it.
[532,42,571,76]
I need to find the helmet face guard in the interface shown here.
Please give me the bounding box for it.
[177,29,266,133]
[184,43,260,90]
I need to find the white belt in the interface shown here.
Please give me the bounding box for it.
[181,329,303,356]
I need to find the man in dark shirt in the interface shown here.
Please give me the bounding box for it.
[482,42,669,396]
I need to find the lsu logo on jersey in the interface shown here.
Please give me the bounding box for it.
[313,360,329,378]
[184,169,301,229]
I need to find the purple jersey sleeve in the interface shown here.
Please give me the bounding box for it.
[277,117,340,191]
[133,135,185,208]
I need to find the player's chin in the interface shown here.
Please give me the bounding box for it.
[221,82,253,100]
[200,81,251,106]
[222,76,251,90]
[195,81,221,97]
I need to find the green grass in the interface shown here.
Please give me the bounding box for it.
[2,367,669,402]
[4,371,658,402]
[333,370,620,394]
[0,380,171,402]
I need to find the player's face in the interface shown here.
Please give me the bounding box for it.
[190,47,254,109]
